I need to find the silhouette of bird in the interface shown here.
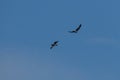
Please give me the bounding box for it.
[50,41,59,49]
[69,24,82,33]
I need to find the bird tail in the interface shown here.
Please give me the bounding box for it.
[50,47,53,49]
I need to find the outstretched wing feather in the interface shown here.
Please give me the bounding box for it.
[76,24,81,31]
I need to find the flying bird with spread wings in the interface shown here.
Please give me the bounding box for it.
[68,24,82,33]
[50,41,59,49]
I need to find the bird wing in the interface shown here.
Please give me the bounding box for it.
[50,43,55,49]
[68,31,75,33]
[54,41,59,44]
[76,24,82,31]
[50,41,59,49]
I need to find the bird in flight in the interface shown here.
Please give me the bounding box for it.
[68,24,82,33]
[50,41,59,49]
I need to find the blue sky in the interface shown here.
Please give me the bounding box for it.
[0,0,120,80]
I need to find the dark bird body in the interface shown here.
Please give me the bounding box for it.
[50,41,59,49]
[69,24,82,33]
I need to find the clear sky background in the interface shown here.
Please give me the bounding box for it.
[0,0,120,80]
